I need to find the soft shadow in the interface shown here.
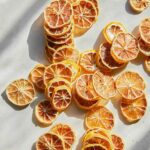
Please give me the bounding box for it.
[1,90,28,111]
[31,142,36,150]
[131,53,146,65]
[76,135,84,150]
[27,14,48,64]
[132,25,139,37]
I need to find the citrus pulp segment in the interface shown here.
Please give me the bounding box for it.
[82,144,107,150]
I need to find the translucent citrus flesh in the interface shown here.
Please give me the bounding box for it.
[6,79,35,106]
[111,33,138,63]
[50,124,75,149]
[93,70,116,99]
[116,71,145,100]
[145,56,150,72]
[35,100,58,125]
[36,133,64,150]
[85,106,114,130]
[121,95,147,122]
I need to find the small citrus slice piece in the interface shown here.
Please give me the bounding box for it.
[129,0,150,12]
[93,70,116,99]
[44,0,73,28]
[111,134,124,150]
[6,79,35,106]
[29,64,45,91]
[36,132,64,150]
[73,0,97,36]
[98,43,125,70]
[139,18,150,45]
[120,95,147,122]
[79,50,97,73]
[75,74,99,101]
[52,85,71,111]
[111,32,138,63]
[90,0,99,14]
[44,63,72,86]
[50,123,75,149]
[116,71,145,100]
[103,22,127,43]
[145,56,150,72]
[85,106,114,130]
[82,144,107,150]
[35,100,58,126]
[45,46,54,63]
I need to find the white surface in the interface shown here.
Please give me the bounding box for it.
[0,0,150,150]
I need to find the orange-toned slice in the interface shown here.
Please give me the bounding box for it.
[103,22,126,43]
[44,63,72,86]
[52,85,71,111]
[36,132,64,150]
[45,46,54,63]
[85,106,114,130]
[73,0,97,36]
[129,0,150,12]
[29,64,45,91]
[139,18,150,45]
[35,100,58,126]
[79,50,97,73]
[116,71,145,100]
[120,95,147,122]
[45,78,70,101]
[50,123,75,149]
[75,74,99,101]
[44,0,73,28]
[111,32,138,63]
[145,56,150,72]
[99,43,125,70]
[138,37,150,56]
[82,144,107,150]
[93,70,116,99]
[6,79,35,106]
[91,0,99,14]
[111,134,124,150]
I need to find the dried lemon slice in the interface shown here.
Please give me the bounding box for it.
[145,56,150,72]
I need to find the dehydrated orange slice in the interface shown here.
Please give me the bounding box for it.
[139,18,150,45]
[45,78,70,101]
[44,63,73,86]
[103,22,126,43]
[129,0,150,12]
[36,132,64,150]
[45,46,54,63]
[50,123,75,149]
[73,0,97,36]
[98,43,125,70]
[82,144,107,150]
[111,32,139,63]
[116,71,145,100]
[6,79,35,106]
[75,74,99,101]
[52,85,71,111]
[29,64,45,91]
[79,50,97,73]
[93,70,116,99]
[145,56,150,72]
[111,134,124,150]
[44,0,73,28]
[85,106,114,130]
[120,95,147,122]
[35,100,58,126]
[91,0,99,14]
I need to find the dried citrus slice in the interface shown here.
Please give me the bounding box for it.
[44,0,73,28]
[36,132,64,150]
[75,74,99,101]
[85,106,114,130]
[52,85,71,111]
[82,144,107,150]
[45,46,54,63]
[129,0,150,12]
[67,0,79,5]
[116,71,145,100]
[111,134,124,150]
[35,100,58,126]
[29,64,45,91]
[45,78,70,101]
[93,70,116,99]
[79,50,97,73]
[50,124,75,149]
[111,32,138,63]
[6,79,35,106]
[73,0,97,36]
[145,56,150,72]
[90,0,99,14]
[44,63,73,86]
[103,22,126,43]
[139,18,150,45]
[120,95,147,122]
[99,43,125,70]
